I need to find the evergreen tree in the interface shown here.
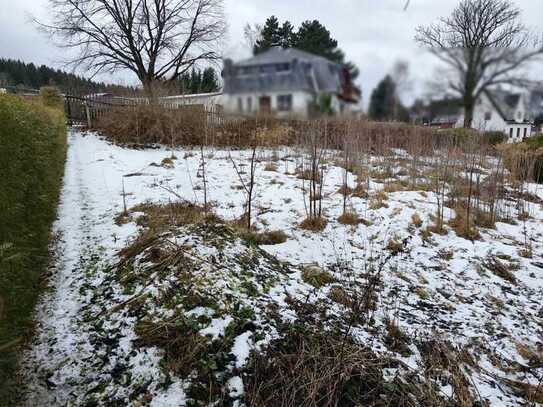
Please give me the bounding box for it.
[369,75,397,121]
[178,67,219,94]
[252,17,359,80]
[293,20,342,62]
[254,16,294,54]
[201,68,219,93]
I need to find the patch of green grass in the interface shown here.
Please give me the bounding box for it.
[0,94,66,404]
[302,266,335,288]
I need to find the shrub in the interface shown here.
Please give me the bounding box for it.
[0,94,66,402]
[39,86,62,108]
[483,131,505,146]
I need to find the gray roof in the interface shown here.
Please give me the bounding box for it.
[223,47,344,95]
[236,47,334,68]
[529,88,543,118]
[485,89,522,122]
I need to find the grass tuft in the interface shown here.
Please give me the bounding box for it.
[299,216,328,232]
[302,266,335,288]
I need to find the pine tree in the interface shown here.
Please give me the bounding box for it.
[369,75,397,121]
[252,17,359,80]
[201,68,219,92]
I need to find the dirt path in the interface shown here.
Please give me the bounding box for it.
[21,131,122,405]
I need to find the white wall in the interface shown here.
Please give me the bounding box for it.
[160,92,223,109]
[505,123,532,143]
[223,91,313,117]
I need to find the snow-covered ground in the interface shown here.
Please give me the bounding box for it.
[22,130,543,405]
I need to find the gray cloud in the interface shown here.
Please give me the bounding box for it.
[1,0,542,106]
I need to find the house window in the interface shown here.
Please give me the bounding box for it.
[247,97,252,112]
[509,128,514,139]
[237,97,243,112]
[523,127,527,139]
[517,128,521,139]
[484,112,491,121]
[277,94,293,111]
[276,63,290,72]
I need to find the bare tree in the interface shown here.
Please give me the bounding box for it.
[243,23,263,54]
[415,0,543,128]
[38,0,226,96]
[390,60,412,121]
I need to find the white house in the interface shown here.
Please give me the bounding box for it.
[221,47,360,118]
[457,89,533,142]
[430,89,534,142]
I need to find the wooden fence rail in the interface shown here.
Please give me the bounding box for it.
[64,94,224,127]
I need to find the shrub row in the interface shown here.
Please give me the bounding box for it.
[0,94,66,403]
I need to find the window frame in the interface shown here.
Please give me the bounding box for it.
[277,94,293,112]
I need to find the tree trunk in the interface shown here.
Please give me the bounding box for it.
[463,96,475,129]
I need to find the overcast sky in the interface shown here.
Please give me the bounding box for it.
[1,0,542,107]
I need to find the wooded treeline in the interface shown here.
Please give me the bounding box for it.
[0,59,220,96]
[0,58,122,93]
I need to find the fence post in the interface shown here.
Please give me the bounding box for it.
[85,100,92,128]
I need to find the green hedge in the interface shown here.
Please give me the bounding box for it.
[0,94,66,403]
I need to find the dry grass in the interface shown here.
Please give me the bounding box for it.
[386,237,404,255]
[328,286,353,308]
[134,317,210,376]
[264,163,278,172]
[481,255,517,284]
[245,327,438,407]
[411,213,423,228]
[299,216,328,232]
[337,184,353,196]
[337,211,360,225]
[383,182,407,193]
[351,183,369,199]
[368,190,389,210]
[384,318,411,356]
[296,169,321,183]
[414,287,429,300]
[131,201,212,231]
[240,229,288,246]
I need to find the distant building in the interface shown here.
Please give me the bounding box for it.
[529,87,543,133]
[160,92,223,110]
[222,47,360,117]
[430,89,534,142]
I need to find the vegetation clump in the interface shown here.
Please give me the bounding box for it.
[0,94,66,402]
[299,216,328,232]
[241,229,288,246]
[302,265,335,288]
[337,211,360,226]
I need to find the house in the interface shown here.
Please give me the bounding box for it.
[160,92,223,111]
[467,89,533,142]
[529,87,543,133]
[429,89,534,142]
[221,47,360,118]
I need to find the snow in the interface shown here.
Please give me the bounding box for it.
[232,332,254,369]
[21,130,543,406]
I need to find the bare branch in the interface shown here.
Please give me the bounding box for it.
[36,0,226,95]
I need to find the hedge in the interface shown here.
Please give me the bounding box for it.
[0,94,66,403]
